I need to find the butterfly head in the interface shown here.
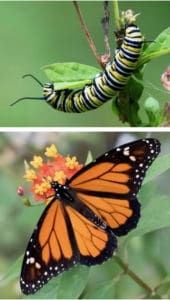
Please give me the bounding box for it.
[50,181,68,191]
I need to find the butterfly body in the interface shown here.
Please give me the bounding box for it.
[20,138,160,294]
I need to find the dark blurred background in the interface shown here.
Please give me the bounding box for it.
[0,131,170,298]
[1,1,170,126]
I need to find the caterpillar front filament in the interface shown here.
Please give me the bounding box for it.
[11,24,143,113]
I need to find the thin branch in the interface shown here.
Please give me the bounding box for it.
[112,0,120,29]
[101,1,111,59]
[73,1,103,69]
[114,255,161,298]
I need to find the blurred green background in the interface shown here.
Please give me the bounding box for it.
[0,131,170,298]
[1,1,170,126]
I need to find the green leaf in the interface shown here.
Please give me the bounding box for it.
[1,255,22,284]
[28,276,62,299]
[113,75,143,126]
[127,153,170,238]
[126,75,144,102]
[156,275,170,297]
[85,150,93,165]
[111,96,120,118]
[55,265,89,299]
[84,279,115,299]
[158,228,170,275]
[42,62,100,90]
[143,153,170,185]
[29,265,89,299]
[129,195,170,238]
[138,27,170,67]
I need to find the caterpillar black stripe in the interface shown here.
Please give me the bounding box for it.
[11,24,143,112]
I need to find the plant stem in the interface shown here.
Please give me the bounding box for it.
[73,1,103,69]
[101,1,111,58]
[114,255,156,296]
[113,0,120,29]
[138,48,170,69]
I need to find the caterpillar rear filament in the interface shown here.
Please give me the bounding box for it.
[11,24,143,113]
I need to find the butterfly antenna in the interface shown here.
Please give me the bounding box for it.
[10,74,44,106]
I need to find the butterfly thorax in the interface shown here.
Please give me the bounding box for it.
[51,181,76,203]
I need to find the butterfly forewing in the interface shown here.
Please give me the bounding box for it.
[20,200,79,294]
[69,138,161,235]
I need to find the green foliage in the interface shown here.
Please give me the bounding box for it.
[83,279,115,299]
[84,150,93,165]
[112,75,144,126]
[43,62,100,90]
[144,97,161,126]
[2,256,22,284]
[143,153,170,184]
[130,195,170,238]
[139,27,170,67]
[128,154,170,237]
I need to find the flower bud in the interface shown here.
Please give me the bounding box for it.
[21,197,31,207]
[161,66,170,91]
[17,186,25,197]
[144,97,160,125]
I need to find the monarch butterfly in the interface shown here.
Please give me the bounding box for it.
[20,138,160,295]
[11,24,143,113]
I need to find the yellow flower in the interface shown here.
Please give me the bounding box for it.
[41,178,51,190]
[54,171,66,184]
[45,144,58,158]
[23,169,37,181]
[34,183,46,196]
[34,180,51,195]
[30,156,43,168]
[42,176,52,183]
[65,156,79,169]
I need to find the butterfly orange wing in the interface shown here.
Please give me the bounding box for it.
[20,198,116,294]
[68,138,160,236]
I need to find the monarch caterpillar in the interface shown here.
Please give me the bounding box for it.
[11,24,143,113]
[20,138,160,294]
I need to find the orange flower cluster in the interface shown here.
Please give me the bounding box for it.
[23,144,83,203]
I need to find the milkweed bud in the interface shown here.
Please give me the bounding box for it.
[17,186,25,197]
[144,97,160,125]
[21,197,31,207]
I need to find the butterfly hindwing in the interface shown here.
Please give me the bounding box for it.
[65,205,117,266]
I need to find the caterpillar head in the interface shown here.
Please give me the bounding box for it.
[43,83,56,102]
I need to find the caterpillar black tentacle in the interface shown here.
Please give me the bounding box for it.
[11,24,143,112]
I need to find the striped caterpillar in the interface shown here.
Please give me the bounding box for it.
[11,24,143,113]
